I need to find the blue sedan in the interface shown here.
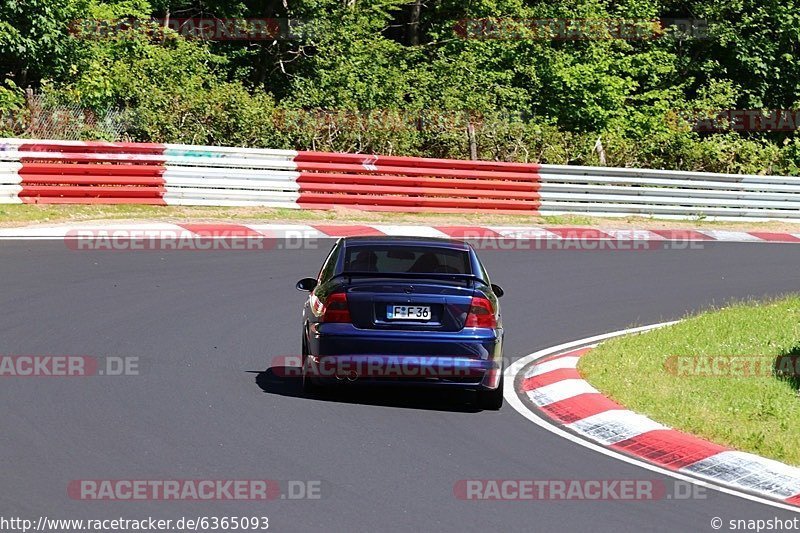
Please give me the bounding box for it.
[295,236,505,410]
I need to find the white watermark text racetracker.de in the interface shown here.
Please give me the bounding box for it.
[454,479,706,500]
[68,479,323,501]
[65,229,317,251]
[63,229,706,252]
[0,355,139,377]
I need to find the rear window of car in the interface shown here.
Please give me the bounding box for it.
[343,245,471,275]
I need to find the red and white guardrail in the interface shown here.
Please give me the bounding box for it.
[1,138,799,221]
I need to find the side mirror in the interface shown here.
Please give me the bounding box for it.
[491,284,504,298]
[296,278,318,292]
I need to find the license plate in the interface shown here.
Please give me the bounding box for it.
[387,305,431,320]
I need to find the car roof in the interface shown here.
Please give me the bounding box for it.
[341,235,472,250]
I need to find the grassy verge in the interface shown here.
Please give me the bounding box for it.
[1,204,800,232]
[0,204,593,227]
[579,296,800,465]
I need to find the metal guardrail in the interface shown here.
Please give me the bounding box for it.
[0,138,798,221]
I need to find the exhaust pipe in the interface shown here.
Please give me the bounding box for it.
[346,371,358,382]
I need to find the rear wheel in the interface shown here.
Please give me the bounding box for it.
[479,374,504,410]
[302,365,315,394]
[301,335,315,395]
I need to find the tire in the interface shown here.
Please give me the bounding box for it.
[301,335,315,395]
[302,362,315,394]
[479,374,504,410]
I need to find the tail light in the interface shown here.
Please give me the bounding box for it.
[464,296,497,328]
[312,292,352,323]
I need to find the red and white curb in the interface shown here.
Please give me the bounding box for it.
[505,323,800,512]
[1,223,800,242]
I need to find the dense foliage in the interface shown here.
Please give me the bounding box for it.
[1,0,800,173]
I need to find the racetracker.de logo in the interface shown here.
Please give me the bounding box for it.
[64,229,318,251]
[454,231,706,251]
[668,109,800,132]
[453,479,705,500]
[272,355,497,379]
[0,355,138,377]
[454,18,708,41]
[68,480,281,501]
[664,355,800,377]
[68,480,323,501]
[69,18,311,41]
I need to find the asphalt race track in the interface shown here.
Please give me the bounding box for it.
[1,240,799,532]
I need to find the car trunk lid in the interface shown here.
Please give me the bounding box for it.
[343,277,475,332]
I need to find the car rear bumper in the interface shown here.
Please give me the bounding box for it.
[307,324,503,389]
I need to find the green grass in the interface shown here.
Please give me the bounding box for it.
[0,204,543,226]
[539,214,598,226]
[0,204,324,224]
[1,204,800,231]
[579,296,800,465]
